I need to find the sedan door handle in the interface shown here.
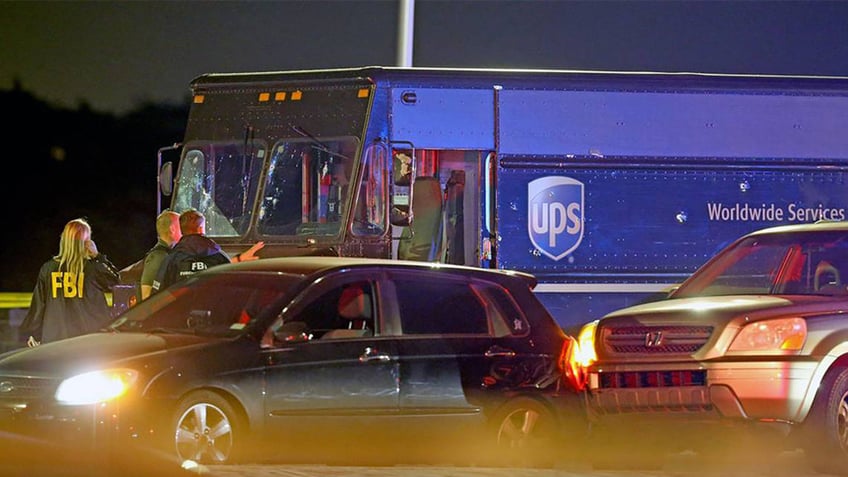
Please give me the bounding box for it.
[359,346,391,363]
[485,345,516,358]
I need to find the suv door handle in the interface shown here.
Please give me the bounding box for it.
[485,346,516,358]
[359,346,391,363]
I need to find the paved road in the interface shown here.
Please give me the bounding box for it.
[205,449,823,477]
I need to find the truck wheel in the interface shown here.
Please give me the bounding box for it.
[805,366,848,474]
[491,397,558,467]
[172,390,244,464]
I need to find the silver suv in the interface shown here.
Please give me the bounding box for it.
[577,221,848,473]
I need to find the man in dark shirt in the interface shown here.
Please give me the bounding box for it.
[139,210,182,300]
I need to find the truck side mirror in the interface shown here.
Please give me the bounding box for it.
[393,152,412,186]
[159,162,173,196]
[391,205,411,227]
[391,151,414,226]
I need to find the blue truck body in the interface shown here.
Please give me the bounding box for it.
[157,66,848,330]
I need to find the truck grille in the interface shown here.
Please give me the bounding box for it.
[601,325,713,356]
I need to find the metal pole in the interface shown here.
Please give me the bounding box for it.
[396,0,415,67]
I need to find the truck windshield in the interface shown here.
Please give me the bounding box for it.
[171,137,360,238]
[258,137,359,237]
[674,231,848,297]
[172,141,266,236]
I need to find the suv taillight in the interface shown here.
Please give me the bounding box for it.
[559,336,587,391]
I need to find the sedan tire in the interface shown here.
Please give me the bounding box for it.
[173,390,244,464]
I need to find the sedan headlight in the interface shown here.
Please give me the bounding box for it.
[728,317,807,353]
[55,369,138,405]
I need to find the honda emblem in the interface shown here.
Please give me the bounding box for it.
[645,331,664,347]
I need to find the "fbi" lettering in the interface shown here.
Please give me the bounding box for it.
[51,272,84,299]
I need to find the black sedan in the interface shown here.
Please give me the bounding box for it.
[0,257,583,466]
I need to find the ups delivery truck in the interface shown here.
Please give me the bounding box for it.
[140,66,848,330]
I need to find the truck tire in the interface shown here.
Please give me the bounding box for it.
[804,366,848,474]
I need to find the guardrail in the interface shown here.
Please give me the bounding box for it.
[0,292,31,309]
[0,293,29,352]
[0,292,118,310]
[0,292,118,353]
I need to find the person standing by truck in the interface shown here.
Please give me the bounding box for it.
[21,218,120,346]
[138,210,182,300]
[152,209,264,294]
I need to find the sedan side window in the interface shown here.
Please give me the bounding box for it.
[271,280,376,343]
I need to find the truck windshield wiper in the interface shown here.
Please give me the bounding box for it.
[241,125,256,216]
[290,125,350,161]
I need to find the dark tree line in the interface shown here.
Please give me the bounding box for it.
[1,84,189,292]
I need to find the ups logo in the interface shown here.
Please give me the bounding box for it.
[528,176,584,261]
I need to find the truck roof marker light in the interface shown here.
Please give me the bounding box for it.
[274,92,286,101]
[292,91,303,101]
[258,92,270,102]
[193,95,205,104]
[358,88,369,98]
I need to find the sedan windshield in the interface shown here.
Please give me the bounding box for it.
[110,273,300,337]
[674,230,848,297]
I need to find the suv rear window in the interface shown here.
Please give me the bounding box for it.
[392,275,525,336]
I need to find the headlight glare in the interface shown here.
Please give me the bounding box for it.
[55,369,138,405]
[574,320,599,367]
[728,317,807,352]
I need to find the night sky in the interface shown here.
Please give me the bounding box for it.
[4,0,848,292]
[4,0,848,115]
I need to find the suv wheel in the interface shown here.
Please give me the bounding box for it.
[491,396,557,467]
[805,366,848,474]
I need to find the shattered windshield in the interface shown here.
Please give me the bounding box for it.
[110,273,299,337]
[258,137,358,237]
[172,141,266,237]
[674,230,848,297]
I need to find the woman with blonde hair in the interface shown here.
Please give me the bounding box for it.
[21,218,119,346]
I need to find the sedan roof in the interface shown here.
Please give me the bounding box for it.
[214,256,538,287]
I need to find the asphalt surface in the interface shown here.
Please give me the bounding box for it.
[204,449,824,477]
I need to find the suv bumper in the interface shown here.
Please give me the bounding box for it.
[586,359,819,423]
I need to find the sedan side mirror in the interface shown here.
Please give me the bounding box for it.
[274,321,310,344]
